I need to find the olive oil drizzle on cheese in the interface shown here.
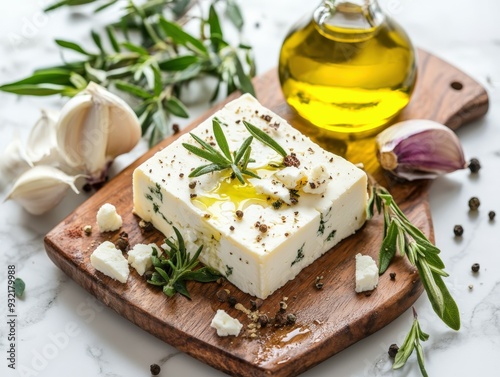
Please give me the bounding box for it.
[191,168,278,215]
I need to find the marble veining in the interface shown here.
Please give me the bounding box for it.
[1,0,500,376]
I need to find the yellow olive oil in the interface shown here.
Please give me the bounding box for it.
[192,174,270,216]
[279,1,417,137]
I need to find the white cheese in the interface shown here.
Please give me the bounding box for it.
[133,94,367,299]
[210,309,243,337]
[90,241,129,283]
[355,253,379,293]
[96,203,122,232]
[274,167,306,190]
[303,164,329,194]
[128,243,159,276]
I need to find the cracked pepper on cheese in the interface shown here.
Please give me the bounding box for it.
[133,94,367,299]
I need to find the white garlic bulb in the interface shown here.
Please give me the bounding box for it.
[56,82,141,185]
[25,108,62,166]
[0,135,32,190]
[5,166,81,215]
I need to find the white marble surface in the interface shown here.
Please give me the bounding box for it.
[1,0,499,376]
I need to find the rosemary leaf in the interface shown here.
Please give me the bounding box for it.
[243,120,288,158]
[212,118,232,160]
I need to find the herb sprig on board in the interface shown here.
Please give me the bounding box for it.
[147,226,220,298]
[0,0,254,146]
[367,183,460,331]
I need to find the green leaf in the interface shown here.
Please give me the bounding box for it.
[183,267,221,283]
[425,268,461,330]
[155,267,170,282]
[55,39,93,56]
[243,120,288,157]
[105,26,121,52]
[165,97,189,118]
[121,41,149,55]
[189,132,229,162]
[14,278,25,298]
[189,163,226,177]
[173,281,191,299]
[226,0,244,31]
[0,83,75,96]
[231,163,245,184]
[378,220,398,274]
[212,118,232,160]
[182,143,229,165]
[393,323,417,369]
[234,136,253,164]
[69,72,87,89]
[158,55,199,71]
[415,342,429,377]
[234,55,255,95]
[417,261,445,317]
[45,0,96,12]
[115,81,152,99]
[85,63,107,83]
[208,5,223,40]
[0,68,72,88]
[94,0,119,12]
[159,17,207,55]
[91,30,106,55]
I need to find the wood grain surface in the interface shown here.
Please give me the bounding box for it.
[44,49,488,377]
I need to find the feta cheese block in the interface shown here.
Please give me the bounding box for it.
[128,243,160,276]
[90,241,129,283]
[355,253,379,293]
[211,309,243,337]
[133,94,367,299]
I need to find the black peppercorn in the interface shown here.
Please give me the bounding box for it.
[150,363,161,375]
[453,225,464,237]
[468,158,481,173]
[390,272,396,280]
[227,296,237,307]
[388,344,399,358]
[471,263,480,273]
[235,210,244,219]
[468,197,480,211]
[286,313,297,325]
[489,211,496,221]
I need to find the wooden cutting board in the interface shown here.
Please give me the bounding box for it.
[44,49,488,377]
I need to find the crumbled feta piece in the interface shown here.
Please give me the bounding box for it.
[355,253,379,292]
[252,178,291,204]
[210,309,243,337]
[274,167,307,189]
[303,164,329,194]
[127,243,159,276]
[96,203,122,232]
[90,241,129,283]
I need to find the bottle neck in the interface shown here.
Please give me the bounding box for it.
[315,0,385,37]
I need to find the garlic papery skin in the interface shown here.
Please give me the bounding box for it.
[56,82,141,185]
[0,135,32,190]
[5,166,81,215]
[25,108,61,166]
[376,119,466,181]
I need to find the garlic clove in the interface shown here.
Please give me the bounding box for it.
[5,166,81,215]
[376,119,466,181]
[0,135,32,190]
[56,82,141,185]
[25,108,60,165]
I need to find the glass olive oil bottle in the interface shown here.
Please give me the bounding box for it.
[279,0,417,138]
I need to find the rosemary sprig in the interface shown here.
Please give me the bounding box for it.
[147,226,220,298]
[367,183,460,331]
[183,117,259,183]
[393,308,429,377]
[243,120,288,159]
[0,0,255,147]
